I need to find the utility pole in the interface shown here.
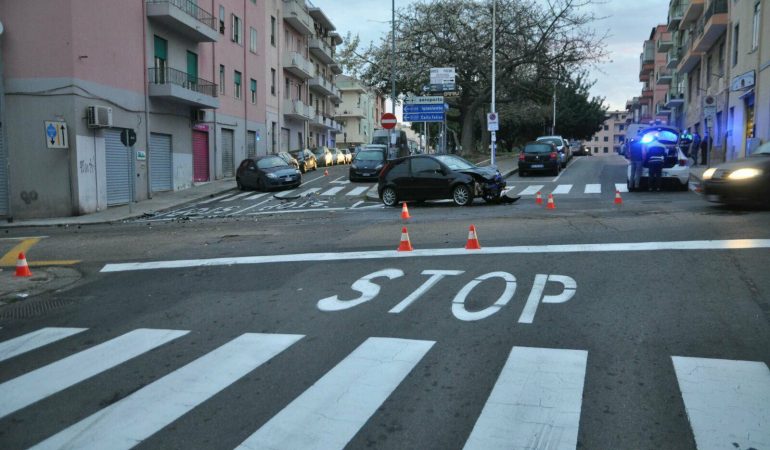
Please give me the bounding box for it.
[490,0,496,166]
[389,0,396,157]
[552,80,557,135]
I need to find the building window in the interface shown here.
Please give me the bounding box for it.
[234,71,242,99]
[219,65,225,95]
[603,147,608,153]
[271,16,276,46]
[231,14,242,44]
[752,2,761,51]
[271,69,276,96]
[250,28,257,53]
[603,125,608,131]
[285,78,290,99]
[219,5,225,34]
[603,136,608,142]
[250,79,257,104]
[594,136,598,141]
[733,24,740,66]
[153,35,167,83]
[619,124,624,131]
[718,41,725,73]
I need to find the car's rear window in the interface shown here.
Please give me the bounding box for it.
[525,144,553,153]
[355,150,385,161]
[537,138,562,146]
[257,156,287,169]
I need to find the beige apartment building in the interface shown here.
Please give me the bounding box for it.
[589,110,628,154]
[335,75,385,148]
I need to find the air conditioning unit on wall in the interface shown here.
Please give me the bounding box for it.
[86,106,113,128]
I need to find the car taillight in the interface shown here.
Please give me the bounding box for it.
[550,152,558,160]
[679,159,687,166]
[518,153,526,161]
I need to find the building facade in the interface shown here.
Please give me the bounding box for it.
[589,111,628,154]
[0,0,341,220]
[334,75,385,148]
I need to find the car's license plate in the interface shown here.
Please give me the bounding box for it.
[531,164,544,168]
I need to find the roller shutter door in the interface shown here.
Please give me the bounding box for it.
[150,133,173,192]
[105,129,131,206]
[222,128,234,177]
[192,130,209,182]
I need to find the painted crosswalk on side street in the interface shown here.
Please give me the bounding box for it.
[1,326,768,449]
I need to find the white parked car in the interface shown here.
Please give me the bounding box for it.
[625,126,690,191]
[536,135,572,167]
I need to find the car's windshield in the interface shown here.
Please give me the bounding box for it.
[355,150,385,161]
[640,129,678,144]
[525,143,553,153]
[312,148,325,155]
[434,155,475,170]
[537,138,562,147]
[257,156,288,169]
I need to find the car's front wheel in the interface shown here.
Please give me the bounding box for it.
[258,178,267,192]
[452,184,472,206]
[381,187,398,207]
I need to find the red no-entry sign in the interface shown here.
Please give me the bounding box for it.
[381,112,397,129]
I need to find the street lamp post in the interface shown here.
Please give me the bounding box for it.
[390,0,396,157]
[490,0,496,166]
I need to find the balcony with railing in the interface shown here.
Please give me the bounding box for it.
[329,62,343,75]
[656,68,673,85]
[642,84,654,98]
[667,0,687,31]
[336,107,366,119]
[148,67,219,108]
[309,76,336,97]
[693,0,728,52]
[146,0,218,42]
[677,33,702,73]
[681,0,704,27]
[642,40,656,63]
[282,52,315,79]
[665,87,686,107]
[657,37,674,53]
[656,102,672,115]
[283,0,314,36]
[282,98,312,120]
[667,46,680,69]
[309,38,335,65]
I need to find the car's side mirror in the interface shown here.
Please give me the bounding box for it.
[248,165,256,171]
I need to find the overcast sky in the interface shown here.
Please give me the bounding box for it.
[311,0,670,111]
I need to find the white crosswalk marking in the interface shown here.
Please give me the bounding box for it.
[31,333,303,450]
[236,337,434,450]
[346,186,369,196]
[321,186,345,196]
[672,356,770,450]
[615,183,628,193]
[584,184,601,194]
[273,189,296,199]
[298,187,321,197]
[518,185,544,196]
[197,192,237,205]
[464,346,588,450]
[551,184,573,194]
[0,329,188,419]
[245,192,268,200]
[221,192,252,202]
[0,327,87,363]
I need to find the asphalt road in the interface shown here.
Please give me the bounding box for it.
[1,154,768,450]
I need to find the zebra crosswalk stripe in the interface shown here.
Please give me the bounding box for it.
[551,184,573,194]
[321,186,345,196]
[464,346,588,450]
[615,183,629,193]
[222,192,253,202]
[346,186,369,196]
[30,333,304,450]
[236,337,434,450]
[584,184,601,194]
[0,328,188,419]
[0,327,87,363]
[672,356,770,450]
[518,185,545,196]
[197,192,237,205]
[298,187,321,197]
[245,192,268,200]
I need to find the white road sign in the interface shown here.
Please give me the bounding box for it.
[430,67,456,85]
[487,112,499,132]
[45,121,69,149]
[404,96,444,105]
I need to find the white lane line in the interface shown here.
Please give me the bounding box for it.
[221,192,252,202]
[298,187,322,197]
[0,328,87,363]
[246,207,347,216]
[236,337,434,450]
[584,184,601,194]
[551,184,573,194]
[615,183,629,193]
[197,192,237,205]
[518,185,545,196]
[0,329,188,419]
[273,189,296,199]
[464,346,587,450]
[321,186,345,196]
[672,356,770,450]
[245,192,268,200]
[100,239,770,272]
[31,333,303,450]
[346,186,369,196]
[229,198,274,215]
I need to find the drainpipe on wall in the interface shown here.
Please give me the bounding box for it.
[141,1,153,199]
[212,0,219,180]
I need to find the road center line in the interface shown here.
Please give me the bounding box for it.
[100,239,770,273]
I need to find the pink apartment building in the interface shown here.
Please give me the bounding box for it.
[0,0,341,219]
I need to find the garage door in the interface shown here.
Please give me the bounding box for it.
[105,129,131,206]
[150,133,173,192]
[192,130,209,182]
[222,128,234,177]
[0,118,7,216]
[281,128,290,152]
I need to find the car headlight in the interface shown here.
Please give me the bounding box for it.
[702,168,716,180]
[375,164,383,170]
[727,168,762,180]
[267,173,277,179]
[351,164,358,170]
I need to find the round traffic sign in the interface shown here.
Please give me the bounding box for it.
[381,112,397,129]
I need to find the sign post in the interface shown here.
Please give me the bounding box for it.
[382,112,397,160]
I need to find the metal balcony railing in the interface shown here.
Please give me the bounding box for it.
[146,0,216,30]
[148,67,218,97]
[705,0,728,23]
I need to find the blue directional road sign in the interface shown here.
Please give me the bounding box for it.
[403,104,445,114]
[403,112,445,122]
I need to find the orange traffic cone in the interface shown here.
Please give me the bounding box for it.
[397,227,413,252]
[15,252,32,277]
[535,191,543,205]
[401,202,411,220]
[465,225,481,250]
[546,193,556,209]
[614,190,623,205]
[324,168,329,176]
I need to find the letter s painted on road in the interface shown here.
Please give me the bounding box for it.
[316,269,405,312]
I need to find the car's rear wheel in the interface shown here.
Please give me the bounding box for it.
[381,187,398,207]
[236,178,245,191]
[453,184,472,206]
